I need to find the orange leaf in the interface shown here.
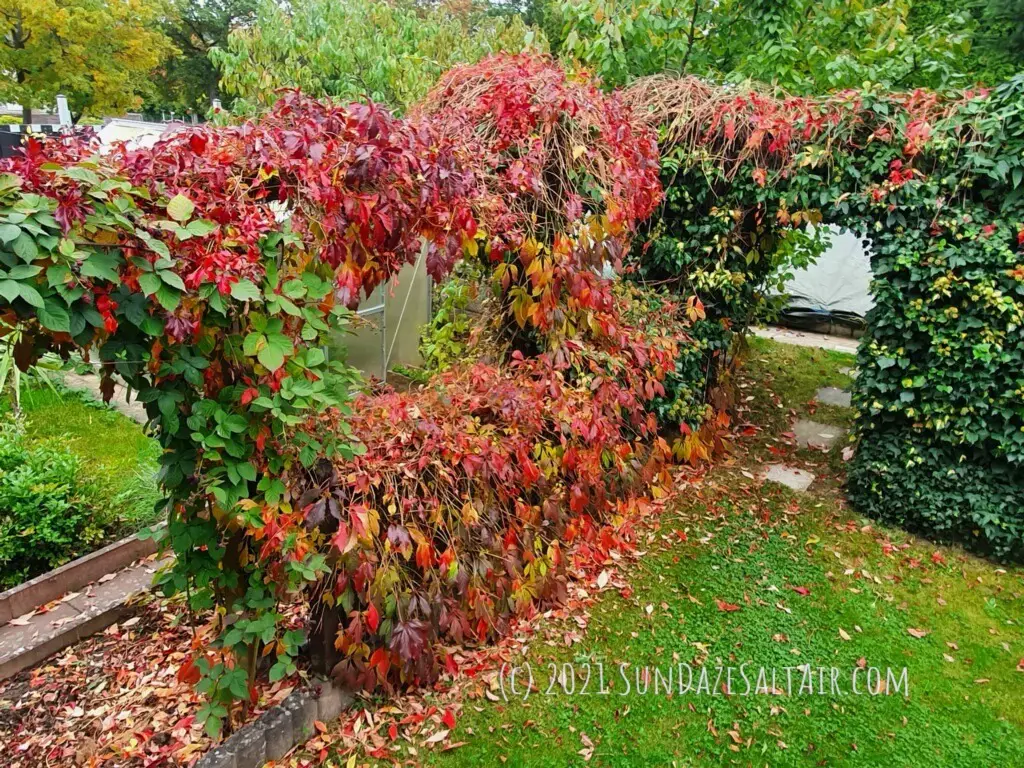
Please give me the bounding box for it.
[177,657,200,685]
[716,599,741,613]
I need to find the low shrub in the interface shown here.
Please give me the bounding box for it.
[847,430,1024,560]
[0,418,105,586]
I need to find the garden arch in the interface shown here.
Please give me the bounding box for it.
[626,74,1024,559]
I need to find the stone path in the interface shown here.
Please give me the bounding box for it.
[760,464,816,491]
[0,556,167,680]
[815,386,852,407]
[753,325,859,354]
[62,370,148,424]
[793,418,844,450]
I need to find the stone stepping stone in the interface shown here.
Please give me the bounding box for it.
[760,464,815,492]
[793,418,844,449]
[815,386,852,407]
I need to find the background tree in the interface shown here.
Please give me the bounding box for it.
[0,0,174,123]
[150,0,258,115]
[212,0,546,113]
[559,0,978,91]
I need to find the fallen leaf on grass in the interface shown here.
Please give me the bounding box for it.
[716,599,741,613]
[839,628,852,641]
[596,570,610,589]
[907,627,930,639]
[790,586,811,596]
[425,729,450,744]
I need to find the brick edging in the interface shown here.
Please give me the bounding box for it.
[196,679,353,768]
[0,524,164,625]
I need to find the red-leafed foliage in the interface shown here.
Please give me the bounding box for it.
[0,57,704,728]
[300,285,690,689]
[418,55,663,352]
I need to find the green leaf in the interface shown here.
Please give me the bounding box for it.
[6,264,42,280]
[0,279,19,302]
[17,282,44,308]
[186,219,217,237]
[0,223,21,243]
[138,272,162,296]
[166,193,195,222]
[79,251,122,282]
[0,173,22,192]
[155,284,181,311]
[257,343,286,371]
[12,232,38,261]
[159,270,186,291]
[38,301,71,332]
[230,279,262,302]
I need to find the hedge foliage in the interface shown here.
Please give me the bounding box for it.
[0,417,106,586]
[627,74,1024,558]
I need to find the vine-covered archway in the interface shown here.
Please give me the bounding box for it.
[626,74,1024,559]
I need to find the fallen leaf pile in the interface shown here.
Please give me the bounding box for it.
[0,597,304,767]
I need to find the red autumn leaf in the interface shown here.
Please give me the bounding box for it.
[444,652,459,677]
[790,586,811,596]
[930,551,946,565]
[367,602,380,633]
[716,599,741,613]
[388,723,399,741]
[442,709,456,729]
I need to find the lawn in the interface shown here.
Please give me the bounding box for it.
[9,382,162,539]
[385,338,1024,767]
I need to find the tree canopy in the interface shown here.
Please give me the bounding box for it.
[0,0,173,122]
[557,0,988,91]
[150,0,258,114]
[211,0,546,113]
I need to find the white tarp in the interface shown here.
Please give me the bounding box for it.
[781,226,874,319]
[95,119,180,151]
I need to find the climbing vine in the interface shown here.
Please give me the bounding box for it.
[0,57,708,732]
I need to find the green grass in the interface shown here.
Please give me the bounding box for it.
[744,335,857,429]
[404,337,1024,767]
[12,384,162,538]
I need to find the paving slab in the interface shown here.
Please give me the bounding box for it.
[793,418,844,449]
[760,464,816,492]
[815,386,852,407]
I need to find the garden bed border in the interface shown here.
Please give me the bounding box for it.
[0,523,164,625]
[196,679,353,768]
